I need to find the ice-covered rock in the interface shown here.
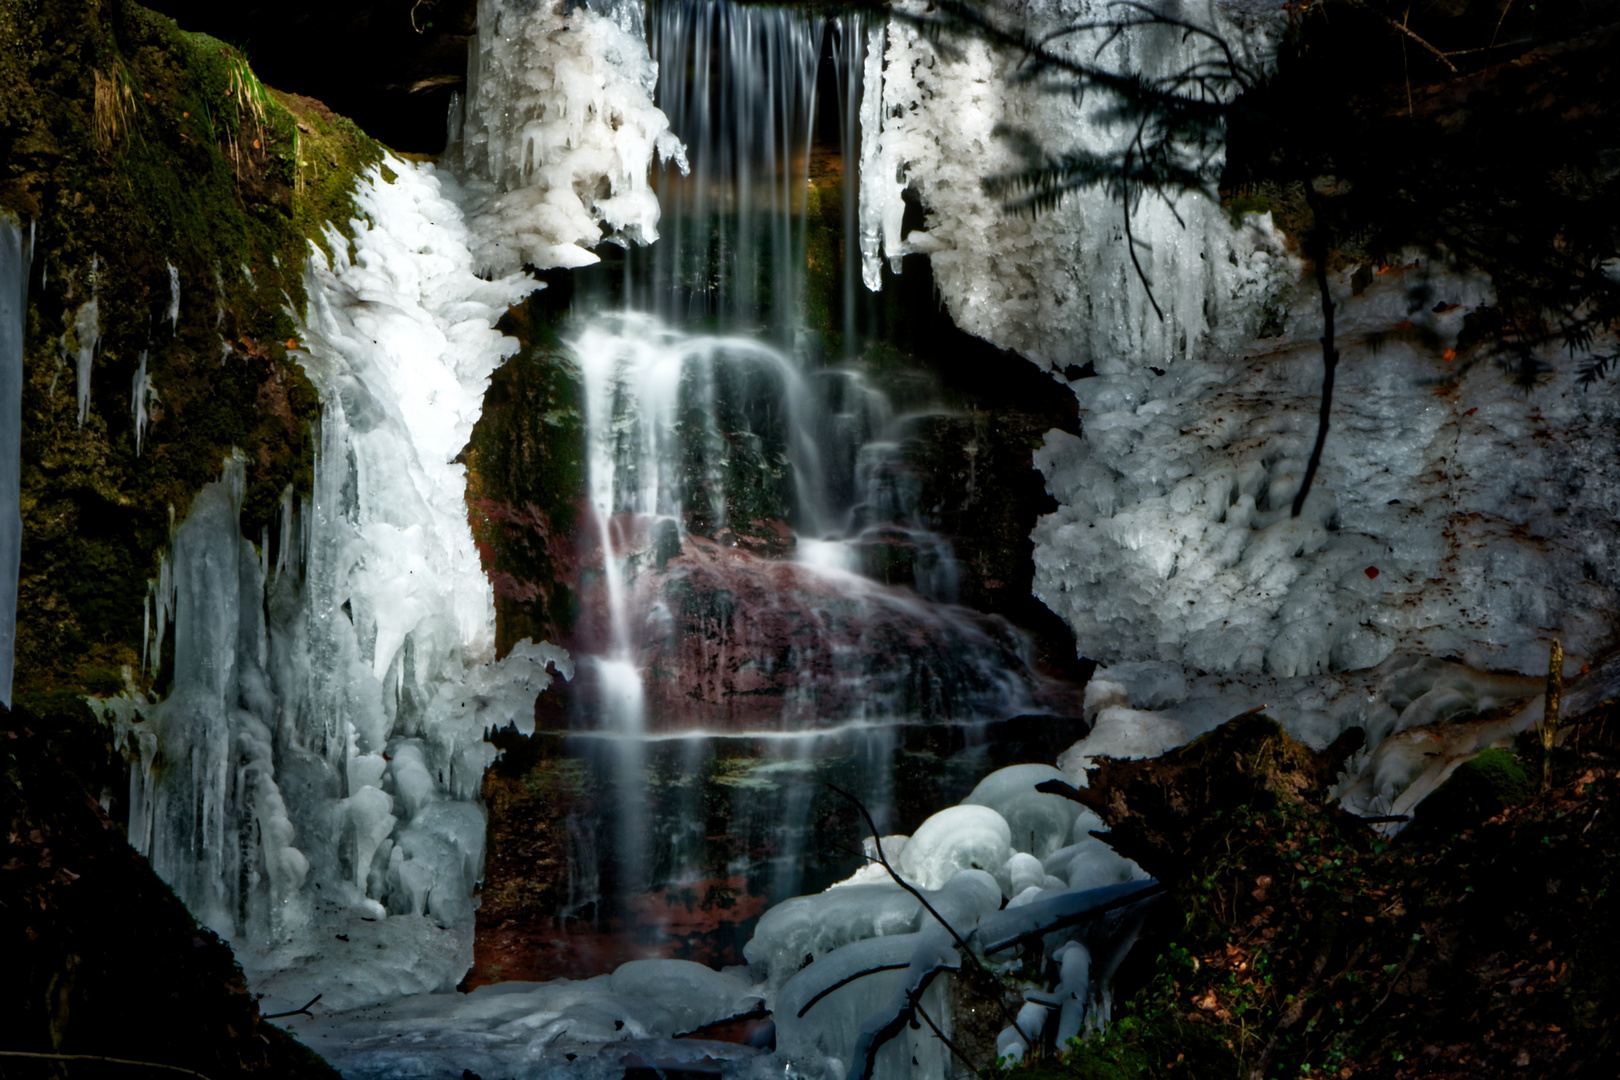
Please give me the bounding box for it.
[1058,707,1191,784]
[897,804,1014,890]
[290,958,764,1079]
[744,882,923,993]
[452,0,687,273]
[1034,258,1620,738]
[962,763,1080,858]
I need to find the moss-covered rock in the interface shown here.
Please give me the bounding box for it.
[1,0,379,697]
[463,305,586,656]
[1413,745,1534,833]
[1002,701,1620,1080]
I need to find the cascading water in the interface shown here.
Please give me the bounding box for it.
[529,0,1086,963]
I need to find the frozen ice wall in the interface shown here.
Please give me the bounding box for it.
[0,216,30,707]
[1033,259,1620,741]
[858,0,1289,372]
[105,158,573,1012]
[453,0,686,274]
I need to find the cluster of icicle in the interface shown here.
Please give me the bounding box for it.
[451,0,688,273]
[856,0,1287,372]
[99,156,571,1013]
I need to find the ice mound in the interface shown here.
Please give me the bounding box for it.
[453,0,687,273]
[858,0,1292,371]
[962,763,1081,858]
[747,760,1158,1078]
[102,158,571,1013]
[744,883,923,993]
[1058,707,1191,785]
[774,869,1001,1080]
[290,958,764,1079]
[897,804,1013,890]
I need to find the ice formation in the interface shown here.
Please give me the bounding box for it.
[1056,679,1191,783]
[165,260,180,330]
[857,0,1290,371]
[102,157,571,1012]
[452,0,687,273]
[65,256,99,426]
[0,216,29,706]
[962,763,1080,858]
[750,770,1156,1080]
[898,804,1014,889]
[130,350,155,455]
[1032,258,1620,737]
[288,959,767,1080]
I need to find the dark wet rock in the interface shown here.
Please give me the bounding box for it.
[0,698,337,1078]
[1058,713,1364,885]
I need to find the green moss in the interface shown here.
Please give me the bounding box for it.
[0,0,379,696]
[1415,746,1533,834]
[463,310,586,654]
[803,174,843,353]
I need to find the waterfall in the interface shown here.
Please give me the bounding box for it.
[90,0,1186,1070]
[624,0,821,338]
[525,0,1084,960]
[0,216,30,707]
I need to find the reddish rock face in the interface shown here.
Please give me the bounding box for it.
[564,524,1082,732]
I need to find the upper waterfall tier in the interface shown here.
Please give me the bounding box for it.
[453,0,687,273]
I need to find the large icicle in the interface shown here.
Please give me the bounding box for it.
[0,215,29,707]
[66,257,99,426]
[453,0,687,274]
[106,158,572,1013]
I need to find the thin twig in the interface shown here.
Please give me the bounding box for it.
[0,1052,212,1080]
[1344,0,1459,73]
[1292,187,1339,518]
[261,993,322,1019]
[826,784,1027,1037]
[797,963,913,1018]
[1122,122,1165,323]
[914,995,985,1075]
[1490,0,1515,48]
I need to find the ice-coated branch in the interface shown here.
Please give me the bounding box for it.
[845,954,958,1080]
[826,783,1028,1035]
[974,879,1164,956]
